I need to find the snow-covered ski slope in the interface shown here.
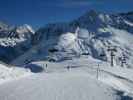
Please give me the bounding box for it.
[0,70,120,100]
[30,56,133,93]
[0,56,133,100]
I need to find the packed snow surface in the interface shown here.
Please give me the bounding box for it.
[0,71,119,100]
[0,56,133,100]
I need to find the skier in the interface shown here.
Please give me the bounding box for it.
[67,66,70,71]
[46,64,48,69]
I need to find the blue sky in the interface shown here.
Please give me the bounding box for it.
[0,0,133,28]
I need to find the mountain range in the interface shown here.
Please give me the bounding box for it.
[0,10,133,68]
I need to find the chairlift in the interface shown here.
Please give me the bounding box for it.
[99,53,106,57]
[48,48,58,53]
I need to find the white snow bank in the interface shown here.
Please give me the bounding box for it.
[0,63,31,84]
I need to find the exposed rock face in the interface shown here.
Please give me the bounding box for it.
[0,22,35,63]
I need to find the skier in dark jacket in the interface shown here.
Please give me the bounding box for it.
[67,66,70,71]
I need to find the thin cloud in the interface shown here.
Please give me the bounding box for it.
[37,0,103,8]
[60,1,93,7]
[57,0,102,8]
[46,0,103,8]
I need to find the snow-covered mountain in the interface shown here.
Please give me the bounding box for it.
[120,11,133,23]
[11,10,133,68]
[0,22,35,63]
[0,10,133,100]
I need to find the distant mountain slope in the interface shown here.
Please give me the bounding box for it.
[0,22,35,63]
[119,11,133,22]
[11,10,133,67]
[33,10,133,45]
